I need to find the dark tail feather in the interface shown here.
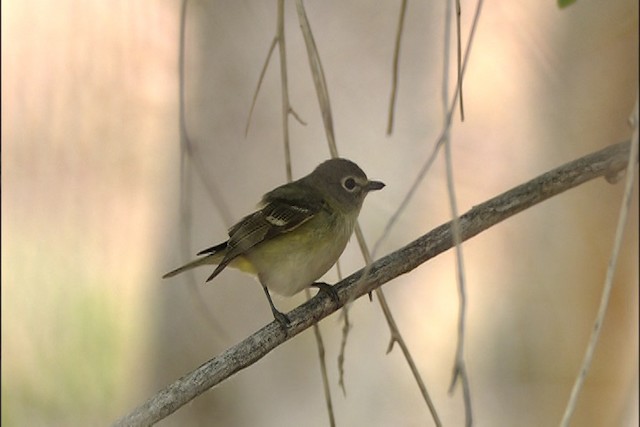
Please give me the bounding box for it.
[205,257,233,282]
[197,241,227,256]
[163,241,228,279]
[201,242,233,282]
[162,254,216,278]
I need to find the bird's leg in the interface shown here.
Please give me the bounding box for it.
[262,286,290,328]
[311,282,339,304]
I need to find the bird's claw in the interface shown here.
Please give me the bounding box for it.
[312,282,339,304]
[272,309,291,329]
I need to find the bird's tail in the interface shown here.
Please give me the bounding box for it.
[162,241,228,279]
[163,242,258,280]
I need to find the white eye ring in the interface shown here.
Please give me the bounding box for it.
[342,176,358,192]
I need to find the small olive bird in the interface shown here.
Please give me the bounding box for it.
[163,158,384,326]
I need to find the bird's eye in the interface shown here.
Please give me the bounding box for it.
[342,177,358,192]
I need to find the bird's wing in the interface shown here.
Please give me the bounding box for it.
[205,187,325,282]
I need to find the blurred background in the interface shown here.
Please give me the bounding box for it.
[2,0,638,426]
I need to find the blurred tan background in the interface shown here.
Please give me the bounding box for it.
[2,0,638,426]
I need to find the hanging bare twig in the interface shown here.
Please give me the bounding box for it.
[366,2,485,422]
[337,305,351,396]
[294,1,440,423]
[559,99,639,427]
[439,0,482,424]
[387,0,408,135]
[273,1,335,423]
[455,0,465,121]
[443,135,473,426]
[294,0,338,157]
[176,0,233,343]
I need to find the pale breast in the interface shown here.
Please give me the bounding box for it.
[246,209,356,296]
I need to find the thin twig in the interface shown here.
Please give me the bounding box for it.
[361,5,485,421]
[177,0,232,341]
[114,141,632,427]
[291,4,359,415]
[442,0,472,423]
[271,0,335,423]
[559,100,639,427]
[294,2,440,422]
[178,0,232,223]
[294,0,338,156]
[277,0,293,180]
[443,136,472,426]
[335,260,355,397]
[333,259,352,397]
[359,6,486,392]
[245,37,277,137]
[455,0,465,121]
[292,4,361,402]
[369,0,484,266]
[355,226,442,426]
[304,288,336,427]
[387,0,408,135]
[442,0,452,109]
[337,305,351,396]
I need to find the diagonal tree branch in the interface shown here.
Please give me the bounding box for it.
[114,140,632,427]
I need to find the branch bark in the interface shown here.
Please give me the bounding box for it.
[114,140,632,427]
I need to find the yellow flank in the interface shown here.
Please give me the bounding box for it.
[227,256,258,275]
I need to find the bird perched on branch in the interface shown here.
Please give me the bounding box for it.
[163,158,385,327]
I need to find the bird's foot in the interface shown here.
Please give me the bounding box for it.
[311,282,339,304]
[272,308,291,329]
[262,286,290,330]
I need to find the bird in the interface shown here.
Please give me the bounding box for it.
[163,158,385,327]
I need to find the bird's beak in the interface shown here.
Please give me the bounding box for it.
[365,180,385,192]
